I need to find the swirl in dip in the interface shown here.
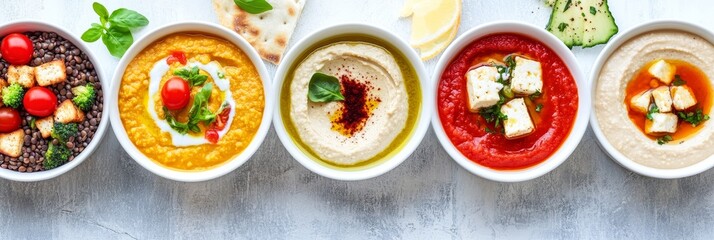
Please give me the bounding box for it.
[595,30,714,169]
[119,33,264,171]
[437,34,578,170]
[281,36,421,169]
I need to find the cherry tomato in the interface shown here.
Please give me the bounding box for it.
[166,51,187,65]
[1,33,33,65]
[23,87,57,117]
[0,108,21,133]
[161,77,191,110]
[205,129,219,144]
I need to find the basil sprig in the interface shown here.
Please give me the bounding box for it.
[234,0,273,14]
[164,83,217,135]
[174,66,209,87]
[308,73,344,103]
[81,2,149,57]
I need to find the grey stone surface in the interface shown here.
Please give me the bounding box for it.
[2,0,714,239]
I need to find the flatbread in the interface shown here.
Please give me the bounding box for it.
[213,0,306,64]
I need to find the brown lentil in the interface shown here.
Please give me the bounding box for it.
[0,31,103,172]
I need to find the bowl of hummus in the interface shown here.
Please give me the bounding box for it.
[432,21,590,182]
[109,22,272,182]
[273,24,431,181]
[591,20,714,179]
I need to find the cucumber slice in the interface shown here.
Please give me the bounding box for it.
[582,0,619,48]
[545,0,618,48]
[546,0,586,48]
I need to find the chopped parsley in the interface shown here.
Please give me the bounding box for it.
[646,104,659,120]
[479,95,508,128]
[529,90,542,100]
[656,135,673,145]
[678,109,710,127]
[672,75,686,86]
[535,103,543,113]
[589,6,597,15]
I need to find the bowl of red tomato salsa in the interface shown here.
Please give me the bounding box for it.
[432,21,590,182]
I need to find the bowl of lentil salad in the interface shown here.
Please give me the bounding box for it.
[0,20,109,182]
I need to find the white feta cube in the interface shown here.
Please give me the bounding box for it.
[511,57,543,95]
[648,60,676,85]
[500,98,535,139]
[671,85,698,111]
[466,66,504,112]
[645,113,678,134]
[651,86,673,113]
[630,90,652,114]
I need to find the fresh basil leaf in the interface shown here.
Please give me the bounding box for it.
[174,66,209,87]
[308,73,344,102]
[234,0,273,14]
[93,2,109,25]
[102,26,133,57]
[163,107,189,134]
[81,24,104,43]
[109,8,149,29]
[188,83,216,126]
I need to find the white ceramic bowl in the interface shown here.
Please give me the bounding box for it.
[0,20,110,182]
[109,22,273,182]
[432,21,590,182]
[273,23,432,181]
[590,20,714,179]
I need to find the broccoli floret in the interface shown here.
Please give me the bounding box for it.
[51,122,78,141]
[71,84,96,111]
[2,83,25,108]
[44,143,71,170]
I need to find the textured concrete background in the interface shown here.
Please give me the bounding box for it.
[2,0,714,239]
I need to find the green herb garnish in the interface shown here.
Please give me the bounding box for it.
[308,73,344,103]
[678,109,710,127]
[563,0,572,12]
[234,0,273,14]
[657,135,673,145]
[529,90,542,100]
[535,104,543,113]
[646,103,659,120]
[29,117,36,129]
[479,95,508,128]
[174,66,209,87]
[672,75,686,86]
[164,83,217,134]
[82,2,148,57]
[558,22,569,32]
[217,71,226,79]
[589,6,597,15]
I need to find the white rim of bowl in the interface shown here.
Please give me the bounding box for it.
[589,19,714,179]
[431,21,590,183]
[272,23,432,181]
[0,20,110,182]
[109,21,273,182]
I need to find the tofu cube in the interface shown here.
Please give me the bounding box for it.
[645,113,678,134]
[651,86,673,113]
[7,65,35,88]
[648,60,676,85]
[510,57,543,95]
[671,85,697,111]
[466,66,504,112]
[35,60,67,86]
[629,90,652,114]
[500,98,535,139]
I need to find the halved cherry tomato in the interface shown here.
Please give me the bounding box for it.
[166,51,187,65]
[0,107,21,133]
[205,129,219,144]
[1,33,33,65]
[161,77,191,110]
[23,87,57,117]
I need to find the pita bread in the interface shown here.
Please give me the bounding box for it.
[213,0,306,64]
